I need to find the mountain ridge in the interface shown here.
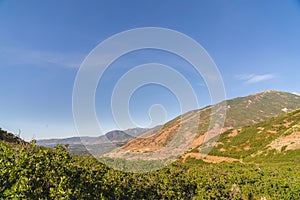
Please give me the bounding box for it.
[37,127,153,147]
[106,90,300,160]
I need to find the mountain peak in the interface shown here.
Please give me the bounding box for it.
[252,90,279,95]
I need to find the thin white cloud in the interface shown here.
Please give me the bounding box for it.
[0,46,123,70]
[0,47,86,68]
[236,73,276,84]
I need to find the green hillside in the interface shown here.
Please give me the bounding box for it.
[208,108,300,162]
[224,90,300,128]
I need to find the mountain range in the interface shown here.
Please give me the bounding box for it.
[36,127,154,155]
[29,90,300,161]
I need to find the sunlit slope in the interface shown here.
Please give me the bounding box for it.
[207,108,300,161]
[116,91,300,154]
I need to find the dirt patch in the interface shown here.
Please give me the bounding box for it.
[182,152,200,161]
[190,135,205,149]
[268,131,300,151]
[257,127,265,131]
[228,129,238,137]
[202,155,238,163]
[215,142,224,146]
[182,153,238,163]
[283,121,293,128]
[267,130,277,134]
[243,145,251,150]
[251,150,263,157]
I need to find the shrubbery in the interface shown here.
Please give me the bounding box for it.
[1,141,299,199]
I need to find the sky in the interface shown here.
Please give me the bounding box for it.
[0,0,300,140]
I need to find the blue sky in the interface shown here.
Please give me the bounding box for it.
[0,0,300,140]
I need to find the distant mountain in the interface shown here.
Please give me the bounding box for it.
[106,90,300,159]
[37,137,84,147]
[37,127,153,155]
[105,127,157,141]
[37,127,152,147]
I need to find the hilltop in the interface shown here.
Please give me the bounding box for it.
[106,90,300,160]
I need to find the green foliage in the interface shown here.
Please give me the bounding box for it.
[210,109,300,159]
[1,96,300,199]
[1,139,299,199]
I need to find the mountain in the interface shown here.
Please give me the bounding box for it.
[37,127,152,147]
[106,90,300,160]
[37,127,153,155]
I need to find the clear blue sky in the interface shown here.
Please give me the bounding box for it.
[1,0,300,140]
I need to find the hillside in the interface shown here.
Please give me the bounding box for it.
[184,108,300,163]
[0,128,27,145]
[106,91,300,160]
